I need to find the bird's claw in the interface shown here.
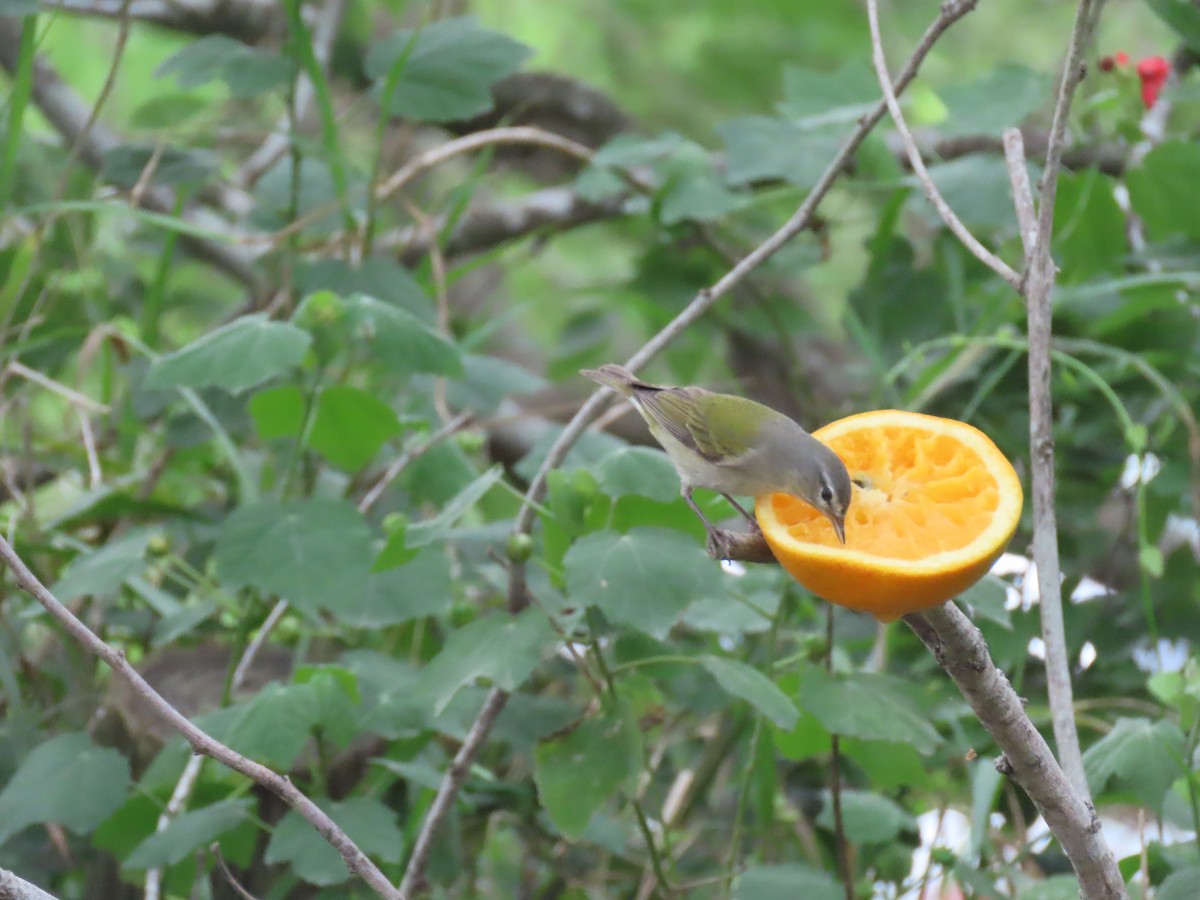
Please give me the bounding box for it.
[705,528,734,560]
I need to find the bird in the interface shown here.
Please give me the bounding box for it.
[581,364,852,554]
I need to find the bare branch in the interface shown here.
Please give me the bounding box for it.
[1024,0,1101,805]
[866,0,1022,290]
[0,868,60,900]
[359,412,472,514]
[42,0,280,41]
[0,536,401,900]
[903,604,1124,899]
[1003,128,1038,256]
[376,126,595,203]
[397,688,510,899]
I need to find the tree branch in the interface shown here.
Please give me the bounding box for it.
[866,0,1022,290]
[0,536,400,900]
[1023,0,1101,804]
[0,869,59,900]
[903,604,1124,899]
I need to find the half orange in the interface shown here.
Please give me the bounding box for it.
[756,410,1023,622]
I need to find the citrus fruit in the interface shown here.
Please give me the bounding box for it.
[755,410,1023,622]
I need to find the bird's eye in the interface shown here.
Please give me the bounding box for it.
[820,485,834,504]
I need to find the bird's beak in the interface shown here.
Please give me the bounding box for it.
[830,514,846,545]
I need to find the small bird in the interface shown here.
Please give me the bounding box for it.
[581,364,852,553]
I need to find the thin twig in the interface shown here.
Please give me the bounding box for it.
[1002,128,1038,256]
[827,608,854,900]
[5,362,110,414]
[396,2,982,894]
[358,412,471,514]
[866,0,1022,291]
[0,536,401,900]
[1023,0,1101,804]
[375,126,594,202]
[396,687,509,899]
[210,844,261,900]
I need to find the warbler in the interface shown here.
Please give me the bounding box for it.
[581,364,852,550]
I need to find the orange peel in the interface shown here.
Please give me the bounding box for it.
[756,410,1023,622]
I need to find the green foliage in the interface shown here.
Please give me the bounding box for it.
[2,1,1198,897]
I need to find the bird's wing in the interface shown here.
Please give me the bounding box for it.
[636,387,772,465]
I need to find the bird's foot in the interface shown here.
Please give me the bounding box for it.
[705,527,735,560]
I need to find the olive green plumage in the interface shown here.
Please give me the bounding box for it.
[581,364,852,550]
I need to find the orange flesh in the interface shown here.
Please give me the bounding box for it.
[755,410,1023,621]
[774,425,1002,557]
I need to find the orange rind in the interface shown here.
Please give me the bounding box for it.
[756,410,1023,622]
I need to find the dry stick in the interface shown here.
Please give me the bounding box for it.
[826,608,854,900]
[0,868,59,900]
[1022,0,1101,805]
[397,1,983,895]
[358,412,472,514]
[865,0,1022,291]
[144,597,292,899]
[0,538,401,900]
[396,688,509,899]
[904,604,1125,899]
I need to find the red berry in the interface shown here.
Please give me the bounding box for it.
[1136,55,1170,108]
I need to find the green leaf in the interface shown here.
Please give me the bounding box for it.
[156,35,295,98]
[779,61,878,122]
[51,530,151,601]
[294,258,434,319]
[937,64,1048,136]
[718,117,842,189]
[1140,545,1165,578]
[248,385,306,440]
[446,353,546,414]
[0,733,131,844]
[124,799,252,869]
[1020,875,1082,900]
[1147,0,1200,53]
[341,294,463,377]
[925,156,1026,230]
[198,683,320,770]
[101,144,217,189]
[339,547,453,627]
[306,385,403,471]
[1159,866,1200,900]
[366,17,532,122]
[145,314,311,395]
[294,666,361,747]
[564,527,717,639]
[815,790,915,844]
[534,703,642,839]
[798,669,941,754]
[1127,141,1200,242]
[732,863,842,900]
[414,607,558,715]
[216,499,373,615]
[701,656,798,730]
[1052,169,1127,282]
[959,575,1011,629]
[1083,717,1186,808]
[265,797,404,886]
[595,445,682,503]
[405,465,505,547]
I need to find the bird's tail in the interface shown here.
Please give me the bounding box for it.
[580,364,642,396]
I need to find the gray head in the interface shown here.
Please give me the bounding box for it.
[762,425,853,543]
